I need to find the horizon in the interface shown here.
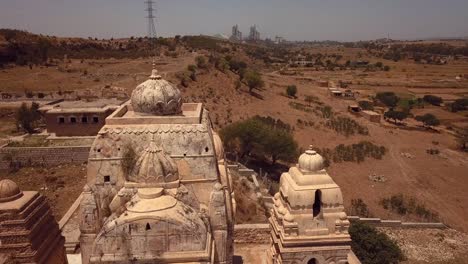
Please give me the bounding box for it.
[1,0,468,42]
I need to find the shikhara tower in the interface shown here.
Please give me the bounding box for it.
[79,64,235,264]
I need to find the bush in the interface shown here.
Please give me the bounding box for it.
[349,221,404,264]
[423,95,443,106]
[326,116,369,136]
[415,113,440,127]
[358,100,374,111]
[450,98,468,112]
[286,85,297,97]
[380,194,438,221]
[350,199,371,217]
[376,92,399,107]
[195,56,208,69]
[318,141,386,165]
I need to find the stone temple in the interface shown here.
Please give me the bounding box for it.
[268,147,355,264]
[0,179,68,264]
[79,65,235,264]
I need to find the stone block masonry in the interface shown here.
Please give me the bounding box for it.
[0,146,91,170]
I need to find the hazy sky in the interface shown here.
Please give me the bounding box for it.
[1,0,467,41]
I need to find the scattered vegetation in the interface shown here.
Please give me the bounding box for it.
[317,141,386,166]
[326,116,369,137]
[350,198,372,217]
[380,194,439,221]
[350,221,405,264]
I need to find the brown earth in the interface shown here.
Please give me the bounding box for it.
[0,164,87,219]
[0,44,467,233]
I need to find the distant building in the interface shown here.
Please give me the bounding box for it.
[275,36,284,44]
[39,99,124,137]
[230,24,242,42]
[248,25,261,42]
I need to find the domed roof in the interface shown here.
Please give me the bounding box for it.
[298,146,325,173]
[131,66,182,116]
[128,139,179,186]
[0,179,23,203]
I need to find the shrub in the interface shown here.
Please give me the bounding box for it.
[380,194,438,221]
[286,85,297,97]
[358,100,374,111]
[423,95,443,106]
[349,221,405,264]
[350,199,371,217]
[450,98,468,112]
[376,92,399,107]
[326,116,369,136]
[121,143,137,175]
[195,56,208,69]
[318,141,386,165]
[415,113,440,127]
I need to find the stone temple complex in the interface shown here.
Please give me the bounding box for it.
[268,147,353,264]
[0,179,68,264]
[79,65,235,263]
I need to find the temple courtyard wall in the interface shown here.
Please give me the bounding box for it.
[0,145,90,170]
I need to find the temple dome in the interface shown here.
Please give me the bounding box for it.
[128,139,179,187]
[0,179,23,203]
[298,146,325,173]
[131,67,182,115]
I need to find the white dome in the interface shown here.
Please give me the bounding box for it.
[131,68,182,115]
[298,147,325,172]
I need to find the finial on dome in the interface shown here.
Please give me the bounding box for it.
[305,145,317,155]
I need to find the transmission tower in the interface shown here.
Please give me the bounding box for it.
[145,0,157,49]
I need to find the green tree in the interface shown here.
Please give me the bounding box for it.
[376,92,399,108]
[263,129,297,164]
[243,70,264,93]
[349,222,404,264]
[415,113,440,127]
[16,102,41,133]
[286,85,297,98]
[221,117,298,165]
[384,110,408,124]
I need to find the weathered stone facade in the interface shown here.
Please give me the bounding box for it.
[0,179,68,264]
[79,67,235,264]
[268,148,357,264]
